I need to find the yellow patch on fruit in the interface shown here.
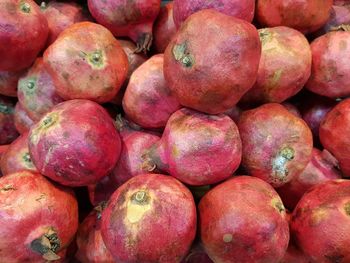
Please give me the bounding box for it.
[125,190,153,224]
[310,208,329,226]
[30,112,60,146]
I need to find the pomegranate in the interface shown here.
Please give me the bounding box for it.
[238,103,313,188]
[278,148,342,210]
[291,180,350,262]
[224,106,242,123]
[321,5,350,34]
[153,2,177,53]
[164,9,261,114]
[241,27,311,104]
[142,108,242,186]
[87,0,161,53]
[43,22,128,103]
[280,243,310,263]
[0,171,78,262]
[87,174,116,206]
[28,99,121,187]
[173,0,255,28]
[0,70,25,97]
[14,102,35,134]
[40,1,88,46]
[0,96,19,145]
[76,208,114,263]
[306,31,350,98]
[335,0,350,6]
[1,132,38,176]
[256,0,333,34]
[18,58,64,122]
[0,0,48,71]
[181,242,213,263]
[320,98,350,177]
[101,173,197,262]
[123,54,181,129]
[199,176,289,263]
[283,102,302,118]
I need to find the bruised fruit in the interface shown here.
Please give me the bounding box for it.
[278,148,342,210]
[164,9,261,114]
[14,102,34,134]
[241,27,311,104]
[0,0,48,71]
[18,58,63,122]
[123,54,181,128]
[0,70,25,97]
[76,208,114,263]
[256,0,333,34]
[238,103,313,187]
[199,176,289,263]
[43,22,128,103]
[28,99,121,187]
[291,180,350,262]
[1,132,38,176]
[153,2,177,53]
[0,171,78,262]
[320,98,350,177]
[101,173,197,262]
[0,96,19,145]
[173,0,255,28]
[306,31,350,98]
[87,0,161,53]
[142,108,242,185]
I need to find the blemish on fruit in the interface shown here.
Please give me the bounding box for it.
[223,233,233,243]
[172,42,194,68]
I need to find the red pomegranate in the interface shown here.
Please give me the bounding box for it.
[43,22,128,103]
[321,5,350,34]
[123,54,181,129]
[1,132,38,175]
[14,102,35,134]
[0,96,19,145]
[291,180,350,262]
[256,0,333,34]
[199,176,289,263]
[87,0,161,53]
[224,106,242,123]
[280,243,310,263]
[0,70,25,97]
[181,242,213,263]
[164,9,261,114]
[153,2,177,53]
[320,98,350,177]
[0,0,48,71]
[282,102,302,118]
[334,0,350,6]
[306,31,350,98]
[18,58,64,122]
[87,174,117,206]
[278,148,342,210]
[28,100,121,187]
[101,173,197,262]
[238,103,313,188]
[173,0,255,28]
[241,27,311,104]
[142,108,242,186]
[0,171,78,262]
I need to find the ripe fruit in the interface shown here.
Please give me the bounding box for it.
[0,70,25,97]
[0,96,19,145]
[28,99,121,187]
[164,9,261,114]
[14,102,34,134]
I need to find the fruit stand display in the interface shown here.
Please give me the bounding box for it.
[0,0,350,262]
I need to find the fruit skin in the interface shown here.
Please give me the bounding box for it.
[320,98,350,177]
[199,176,289,263]
[143,108,242,186]
[238,103,313,188]
[0,70,25,97]
[321,5,350,34]
[256,0,333,34]
[0,171,78,262]
[181,242,213,263]
[101,173,197,262]
[164,9,261,114]
[153,2,177,53]
[241,27,311,104]
[18,58,64,122]
[306,31,350,98]
[43,22,128,104]
[283,102,302,118]
[173,0,255,28]
[28,99,121,187]
[334,0,350,6]
[0,96,19,145]
[0,0,48,71]
[1,132,38,175]
[14,102,34,134]
[76,209,114,263]
[291,180,350,262]
[123,54,181,129]
[277,148,342,210]
[87,0,161,53]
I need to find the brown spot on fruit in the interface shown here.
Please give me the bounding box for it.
[344,202,350,216]
[272,146,295,181]
[172,42,194,68]
[20,2,31,13]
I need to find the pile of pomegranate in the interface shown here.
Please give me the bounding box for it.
[1,0,350,262]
